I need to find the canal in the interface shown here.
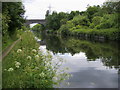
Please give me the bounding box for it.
[34,31,119,88]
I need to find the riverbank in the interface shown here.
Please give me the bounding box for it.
[2,30,69,88]
[70,28,119,41]
[2,38,16,52]
[46,28,120,41]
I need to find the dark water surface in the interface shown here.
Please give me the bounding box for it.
[34,32,119,88]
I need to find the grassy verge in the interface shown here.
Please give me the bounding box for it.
[2,38,15,52]
[2,30,70,88]
[2,31,20,52]
[61,28,120,40]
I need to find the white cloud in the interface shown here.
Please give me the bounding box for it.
[23,0,106,19]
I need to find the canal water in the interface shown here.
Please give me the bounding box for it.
[34,32,119,88]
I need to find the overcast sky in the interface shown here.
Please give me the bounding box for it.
[22,0,106,19]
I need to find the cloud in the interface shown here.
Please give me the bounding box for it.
[23,0,105,19]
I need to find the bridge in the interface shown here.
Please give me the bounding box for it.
[25,19,46,25]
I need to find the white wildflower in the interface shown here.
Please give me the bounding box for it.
[16,65,20,68]
[15,62,21,68]
[15,62,21,66]
[27,56,32,60]
[8,68,14,72]
[17,49,22,53]
[32,49,37,53]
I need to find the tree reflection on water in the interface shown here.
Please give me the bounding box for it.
[34,31,120,70]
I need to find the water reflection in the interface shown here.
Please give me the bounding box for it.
[35,32,119,69]
[34,31,119,88]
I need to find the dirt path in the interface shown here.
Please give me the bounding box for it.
[1,38,21,60]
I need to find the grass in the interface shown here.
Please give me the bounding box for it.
[2,38,15,52]
[2,30,70,88]
[68,28,120,40]
[2,31,19,52]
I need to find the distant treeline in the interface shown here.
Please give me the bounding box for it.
[40,1,119,40]
[45,1,120,30]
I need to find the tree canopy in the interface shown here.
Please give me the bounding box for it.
[2,2,25,39]
[45,1,119,31]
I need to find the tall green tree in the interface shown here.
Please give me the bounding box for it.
[45,10,50,18]
[86,5,101,22]
[46,11,68,30]
[68,11,80,20]
[2,2,25,37]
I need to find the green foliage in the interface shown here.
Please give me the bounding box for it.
[72,15,90,26]
[2,14,10,37]
[102,2,120,14]
[89,14,118,29]
[59,21,75,34]
[68,11,80,20]
[45,10,50,18]
[3,31,70,88]
[2,2,25,49]
[2,2,25,36]
[98,14,116,29]
[60,18,68,25]
[32,24,44,31]
[86,5,101,22]
[45,1,119,40]
[89,16,102,29]
[46,11,68,30]
[71,28,120,40]
[92,16,102,26]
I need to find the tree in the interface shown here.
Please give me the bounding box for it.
[2,2,25,37]
[86,5,101,22]
[46,11,68,30]
[98,14,116,29]
[72,15,90,27]
[89,16,102,28]
[68,11,80,20]
[102,2,118,14]
[45,10,50,18]
[32,24,44,31]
